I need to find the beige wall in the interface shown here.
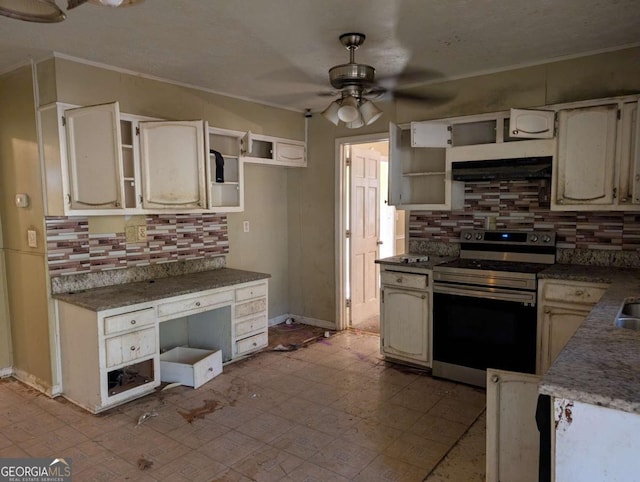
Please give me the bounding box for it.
[0,66,51,383]
[290,47,640,325]
[47,58,300,320]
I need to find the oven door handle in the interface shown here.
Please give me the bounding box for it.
[433,283,536,305]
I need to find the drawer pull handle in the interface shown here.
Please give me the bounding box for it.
[575,290,584,296]
[130,320,136,325]
[130,346,136,351]
[195,301,201,307]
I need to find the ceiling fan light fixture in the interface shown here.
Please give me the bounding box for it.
[0,0,65,22]
[337,95,360,123]
[321,100,341,126]
[359,99,383,126]
[345,110,365,129]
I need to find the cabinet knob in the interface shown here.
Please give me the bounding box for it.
[130,346,136,351]
[396,278,402,283]
[544,308,551,314]
[575,290,584,296]
[195,301,201,307]
[421,295,426,300]
[130,319,136,325]
[208,367,213,372]
[253,342,257,346]
[491,375,500,383]
[558,199,564,204]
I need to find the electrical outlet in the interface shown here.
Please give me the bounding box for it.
[137,225,147,241]
[243,221,250,233]
[27,229,37,248]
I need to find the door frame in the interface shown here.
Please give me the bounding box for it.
[334,132,388,331]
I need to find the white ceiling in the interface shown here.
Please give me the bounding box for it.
[1,0,639,112]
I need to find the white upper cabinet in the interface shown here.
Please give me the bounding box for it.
[242,130,306,167]
[509,108,555,139]
[389,122,464,210]
[207,127,244,211]
[551,99,640,211]
[554,104,617,207]
[65,102,124,210]
[139,120,207,209]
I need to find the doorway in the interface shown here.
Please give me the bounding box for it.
[335,135,405,333]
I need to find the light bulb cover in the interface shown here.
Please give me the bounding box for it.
[345,110,365,129]
[337,95,360,123]
[321,100,341,126]
[360,99,383,125]
[0,0,65,22]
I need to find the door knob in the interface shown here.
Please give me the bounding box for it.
[376,240,384,245]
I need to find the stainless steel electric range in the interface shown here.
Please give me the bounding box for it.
[432,229,556,387]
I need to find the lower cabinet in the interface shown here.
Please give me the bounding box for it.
[58,302,161,414]
[380,266,431,367]
[537,279,608,374]
[58,278,269,413]
[486,369,551,482]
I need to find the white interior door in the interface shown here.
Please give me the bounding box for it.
[350,145,381,325]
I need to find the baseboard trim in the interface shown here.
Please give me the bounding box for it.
[0,367,12,378]
[12,368,59,397]
[269,313,336,330]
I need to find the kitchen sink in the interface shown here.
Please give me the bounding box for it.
[616,303,640,331]
[616,317,640,331]
[621,302,640,317]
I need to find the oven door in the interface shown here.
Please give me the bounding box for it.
[432,283,537,387]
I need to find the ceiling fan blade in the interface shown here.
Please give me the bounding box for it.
[392,89,455,104]
[376,68,444,84]
[67,0,89,9]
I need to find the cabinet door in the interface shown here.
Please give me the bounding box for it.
[509,108,555,139]
[388,123,406,206]
[411,121,451,147]
[618,100,640,205]
[139,120,206,209]
[556,104,617,206]
[65,102,124,209]
[486,369,542,482]
[539,304,590,374]
[275,141,306,166]
[381,286,430,364]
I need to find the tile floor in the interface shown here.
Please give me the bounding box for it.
[0,330,486,481]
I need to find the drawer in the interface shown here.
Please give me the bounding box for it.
[236,282,267,302]
[381,271,428,290]
[235,314,268,338]
[541,282,608,305]
[160,347,222,389]
[157,290,233,318]
[235,297,267,318]
[236,332,268,356]
[276,141,305,163]
[104,308,155,335]
[105,327,156,368]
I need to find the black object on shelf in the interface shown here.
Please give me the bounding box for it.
[211,149,224,183]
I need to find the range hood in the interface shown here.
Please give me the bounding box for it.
[452,156,553,181]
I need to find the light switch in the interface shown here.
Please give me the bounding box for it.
[243,221,250,233]
[27,229,37,248]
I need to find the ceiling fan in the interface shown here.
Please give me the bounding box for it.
[321,32,446,128]
[0,0,143,23]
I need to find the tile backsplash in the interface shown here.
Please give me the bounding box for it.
[46,214,229,277]
[409,180,640,251]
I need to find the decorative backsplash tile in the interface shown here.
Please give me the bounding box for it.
[409,180,640,251]
[46,214,229,277]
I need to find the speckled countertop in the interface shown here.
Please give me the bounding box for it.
[539,264,640,414]
[53,268,270,312]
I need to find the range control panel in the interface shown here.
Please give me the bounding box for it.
[459,229,556,246]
